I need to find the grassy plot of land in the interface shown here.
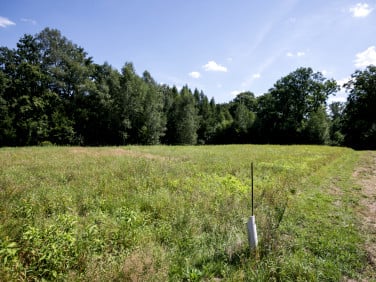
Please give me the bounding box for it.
[352,151,376,280]
[0,145,369,281]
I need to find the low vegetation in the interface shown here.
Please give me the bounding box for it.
[0,145,370,280]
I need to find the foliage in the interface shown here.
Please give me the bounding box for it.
[329,102,345,146]
[304,106,330,144]
[257,67,338,144]
[0,28,374,148]
[21,214,79,280]
[342,65,376,149]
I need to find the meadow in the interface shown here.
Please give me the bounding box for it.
[0,145,369,281]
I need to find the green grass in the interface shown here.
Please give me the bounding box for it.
[0,145,368,281]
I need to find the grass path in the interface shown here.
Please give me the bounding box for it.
[353,151,376,280]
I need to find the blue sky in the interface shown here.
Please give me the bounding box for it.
[1,0,375,103]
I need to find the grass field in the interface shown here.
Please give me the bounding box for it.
[0,145,370,281]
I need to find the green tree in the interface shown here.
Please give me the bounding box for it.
[232,91,257,112]
[195,90,217,144]
[328,102,345,146]
[2,34,53,145]
[228,92,256,143]
[253,93,279,143]
[116,64,166,144]
[162,85,179,144]
[140,70,166,144]
[342,65,376,149]
[233,103,255,134]
[169,86,198,145]
[37,28,94,144]
[266,67,338,143]
[209,102,233,144]
[304,106,330,144]
[117,64,161,144]
[0,67,15,145]
[116,62,138,143]
[37,28,94,100]
[78,63,119,145]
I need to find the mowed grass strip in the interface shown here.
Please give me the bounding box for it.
[0,145,367,281]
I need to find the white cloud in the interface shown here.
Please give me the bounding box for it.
[337,77,351,88]
[321,70,335,77]
[21,18,37,25]
[354,46,376,67]
[189,71,201,79]
[0,16,16,28]
[203,60,228,72]
[241,74,259,87]
[349,3,373,17]
[297,51,305,57]
[231,90,246,96]
[286,51,305,57]
[328,77,351,103]
[328,91,348,103]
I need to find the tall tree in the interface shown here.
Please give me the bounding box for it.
[265,67,338,143]
[78,63,119,145]
[328,102,345,146]
[209,103,233,144]
[140,70,166,144]
[304,106,330,144]
[2,34,53,145]
[36,28,94,144]
[0,65,15,145]
[228,92,256,143]
[169,86,199,145]
[232,91,257,112]
[116,64,166,144]
[195,90,217,144]
[253,93,279,143]
[342,65,376,149]
[162,85,179,144]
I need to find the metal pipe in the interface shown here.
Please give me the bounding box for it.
[251,162,254,216]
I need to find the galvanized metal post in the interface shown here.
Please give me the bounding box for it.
[251,162,254,216]
[247,162,258,250]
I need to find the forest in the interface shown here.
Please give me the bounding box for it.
[0,28,375,149]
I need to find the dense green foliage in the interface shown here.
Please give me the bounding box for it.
[342,65,376,149]
[1,28,375,148]
[0,146,367,280]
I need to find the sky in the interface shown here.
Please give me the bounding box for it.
[1,0,376,103]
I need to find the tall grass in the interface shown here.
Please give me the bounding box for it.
[0,145,367,280]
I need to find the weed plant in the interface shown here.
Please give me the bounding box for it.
[0,145,367,281]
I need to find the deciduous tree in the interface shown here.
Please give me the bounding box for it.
[265,67,338,143]
[343,65,376,149]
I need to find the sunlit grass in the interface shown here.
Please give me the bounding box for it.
[0,145,367,280]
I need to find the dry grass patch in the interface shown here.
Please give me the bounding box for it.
[121,245,169,282]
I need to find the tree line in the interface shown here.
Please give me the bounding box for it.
[0,28,375,149]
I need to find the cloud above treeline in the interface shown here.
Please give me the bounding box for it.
[189,71,201,79]
[0,16,16,28]
[203,61,228,72]
[349,3,373,17]
[286,51,305,57]
[189,60,228,78]
[21,18,37,25]
[354,46,376,67]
